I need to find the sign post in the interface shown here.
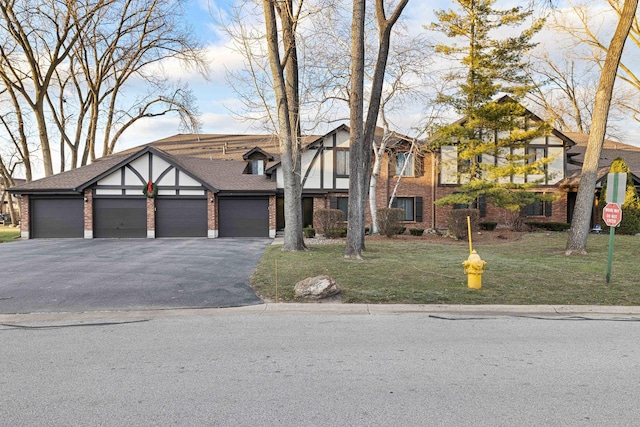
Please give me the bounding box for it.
[605,173,626,285]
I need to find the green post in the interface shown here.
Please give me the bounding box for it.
[606,225,615,285]
[605,174,620,285]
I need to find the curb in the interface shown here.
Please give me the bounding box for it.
[2,303,640,325]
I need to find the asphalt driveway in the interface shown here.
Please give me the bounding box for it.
[0,238,270,314]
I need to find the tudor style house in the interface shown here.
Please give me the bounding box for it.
[8,117,640,239]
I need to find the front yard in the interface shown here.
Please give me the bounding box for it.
[0,226,20,243]
[252,231,640,305]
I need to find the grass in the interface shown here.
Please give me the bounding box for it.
[0,226,20,243]
[251,232,640,305]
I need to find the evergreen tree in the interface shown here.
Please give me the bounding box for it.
[427,0,551,212]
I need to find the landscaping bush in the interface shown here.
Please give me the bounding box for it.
[313,209,344,236]
[325,227,347,238]
[447,209,479,239]
[409,228,424,236]
[479,221,497,231]
[396,226,407,235]
[525,222,571,232]
[303,226,316,238]
[377,208,405,238]
[602,208,640,235]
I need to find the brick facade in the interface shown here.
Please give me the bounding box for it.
[208,191,217,238]
[269,195,277,238]
[146,197,155,238]
[83,189,93,238]
[20,195,29,239]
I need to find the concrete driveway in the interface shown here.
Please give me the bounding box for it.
[0,238,270,314]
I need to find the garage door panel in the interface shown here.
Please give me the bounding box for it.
[31,198,84,238]
[156,198,207,237]
[218,198,269,237]
[94,198,146,238]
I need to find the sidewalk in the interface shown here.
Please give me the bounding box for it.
[2,303,640,326]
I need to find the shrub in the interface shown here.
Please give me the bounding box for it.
[447,209,479,239]
[313,209,344,236]
[525,222,571,232]
[396,226,407,235]
[325,227,347,238]
[409,228,424,236]
[377,208,405,238]
[602,208,640,235]
[478,221,497,231]
[303,227,316,238]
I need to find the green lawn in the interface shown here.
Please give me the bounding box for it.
[251,232,640,305]
[0,227,20,243]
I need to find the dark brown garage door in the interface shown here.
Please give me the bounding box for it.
[155,198,207,237]
[31,197,84,238]
[218,197,269,237]
[94,198,146,238]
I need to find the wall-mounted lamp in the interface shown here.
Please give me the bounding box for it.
[210,197,214,203]
[83,196,88,202]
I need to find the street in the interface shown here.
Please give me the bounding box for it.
[2,309,640,426]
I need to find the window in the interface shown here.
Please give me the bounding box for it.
[452,195,487,217]
[522,193,552,217]
[395,197,415,221]
[440,146,458,184]
[395,153,414,176]
[336,150,349,176]
[336,196,348,217]
[390,197,423,222]
[251,160,264,175]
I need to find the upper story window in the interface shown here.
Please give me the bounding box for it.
[336,149,349,177]
[440,143,564,185]
[251,159,264,175]
[395,153,414,177]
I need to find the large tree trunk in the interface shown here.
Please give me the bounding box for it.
[346,0,408,258]
[263,0,306,251]
[565,0,638,255]
[345,0,366,259]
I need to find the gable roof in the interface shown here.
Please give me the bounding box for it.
[564,132,640,175]
[10,144,277,195]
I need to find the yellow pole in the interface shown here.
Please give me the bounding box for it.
[467,215,473,254]
[275,258,279,303]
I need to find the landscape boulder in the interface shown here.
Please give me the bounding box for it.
[294,275,341,300]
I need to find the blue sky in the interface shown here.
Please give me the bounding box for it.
[116,0,441,150]
[115,0,640,152]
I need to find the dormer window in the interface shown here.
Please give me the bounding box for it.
[242,146,274,176]
[252,159,264,175]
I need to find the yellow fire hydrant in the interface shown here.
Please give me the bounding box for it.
[463,250,486,290]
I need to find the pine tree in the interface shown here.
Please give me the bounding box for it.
[427,0,551,213]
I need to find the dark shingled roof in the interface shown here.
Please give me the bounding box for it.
[564,132,640,173]
[10,154,130,193]
[9,127,417,194]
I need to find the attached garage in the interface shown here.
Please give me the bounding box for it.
[155,198,207,237]
[31,197,84,238]
[218,197,269,237]
[94,198,147,238]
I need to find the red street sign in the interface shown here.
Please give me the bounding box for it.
[603,203,622,227]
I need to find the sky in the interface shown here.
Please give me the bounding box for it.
[103,0,640,154]
[115,0,449,151]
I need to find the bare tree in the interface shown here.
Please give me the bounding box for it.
[0,0,207,176]
[566,0,639,255]
[0,0,107,176]
[345,0,409,259]
[263,0,306,251]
